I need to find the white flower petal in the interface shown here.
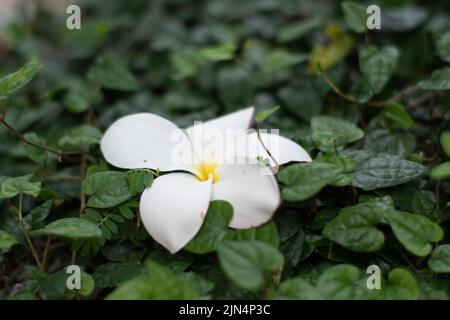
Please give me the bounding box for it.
[211,159,281,229]
[227,132,312,166]
[187,106,255,133]
[140,173,212,253]
[186,107,255,163]
[101,113,196,173]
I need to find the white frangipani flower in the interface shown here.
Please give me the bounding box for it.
[100,107,311,253]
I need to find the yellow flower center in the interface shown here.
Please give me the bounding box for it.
[196,161,220,184]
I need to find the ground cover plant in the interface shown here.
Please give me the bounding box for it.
[0,0,450,300]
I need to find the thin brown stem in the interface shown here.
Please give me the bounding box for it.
[17,194,43,271]
[41,236,51,271]
[321,69,417,107]
[256,125,279,174]
[0,117,82,160]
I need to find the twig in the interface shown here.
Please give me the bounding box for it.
[40,236,51,271]
[17,193,43,271]
[321,68,417,107]
[256,125,280,174]
[0,117,82,160]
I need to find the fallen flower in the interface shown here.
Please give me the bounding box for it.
[100,107,311,253]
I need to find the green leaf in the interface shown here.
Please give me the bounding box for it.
[87,53,138,91]
[22,133,48,163]
[255,106,279,123]
[179,272,215,296]
[40,269,94,299]
[24,200,53,230]
[359,46,399,94]
[436,30,450,63]
[352,154,427,190]
[93,262,144,288]
[0,174,41,199]
[311,116,364,151]
[201,43,235,61]
[127,170,154,194]
[315,153,356,186]
[275,277,321,299]
[0,230,17,254]
[171,48,205,80]
[364,129,416,158]
[118,205,135,220]
[386,210,443,257]
[323,198,392,252]
[260,49,307,74]
[278,161,343,201]
[82,171,134,208]
[277,18,322,42]
[418,68,450,90]
[59,125,102,149]
[428,245,450,273]
[440,131,450,157]
[217,240,284,290]
[275,265,418,300]
[412,191,439,222]
[32,218,102,239]
[342,2,367,33]
[78,272,95,297]
[231,221,280,248]
[431,162,450,180]
[185,200,233,254]
[384,102,415,128]
[0,57,42,99]
[381,268,419,300]
[107,260,198,300]
[62,81,102,113]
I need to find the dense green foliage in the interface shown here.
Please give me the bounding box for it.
[1,0,450,300]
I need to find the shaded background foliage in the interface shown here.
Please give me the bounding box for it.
[0,0,450,300]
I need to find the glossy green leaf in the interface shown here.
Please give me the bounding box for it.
[0,174,41,199]
[32,218,102,239]
[82,171,134,208]
[386,210,443,257]
[255,105,279,124]
[428,245,450,273]
[107,260,198,300]
[184,200,234,254]
[323,198,392,252]
[24,200,53,230]
[311,116,364,150]
[352,154,427,190]
[430,162,450,180]
[278,161,343,201]
[217,240,284,290]
[364,129,416,158]
[384,102,415,128]
[0,57,42,99]
[440,131,450,157]
[359,46,399,94]
[127,169,154,194]
[93,261,144,288]
[418,68,450,90]
[59,125,102,148]
[231,221,280,248]
[0,230,17,254]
